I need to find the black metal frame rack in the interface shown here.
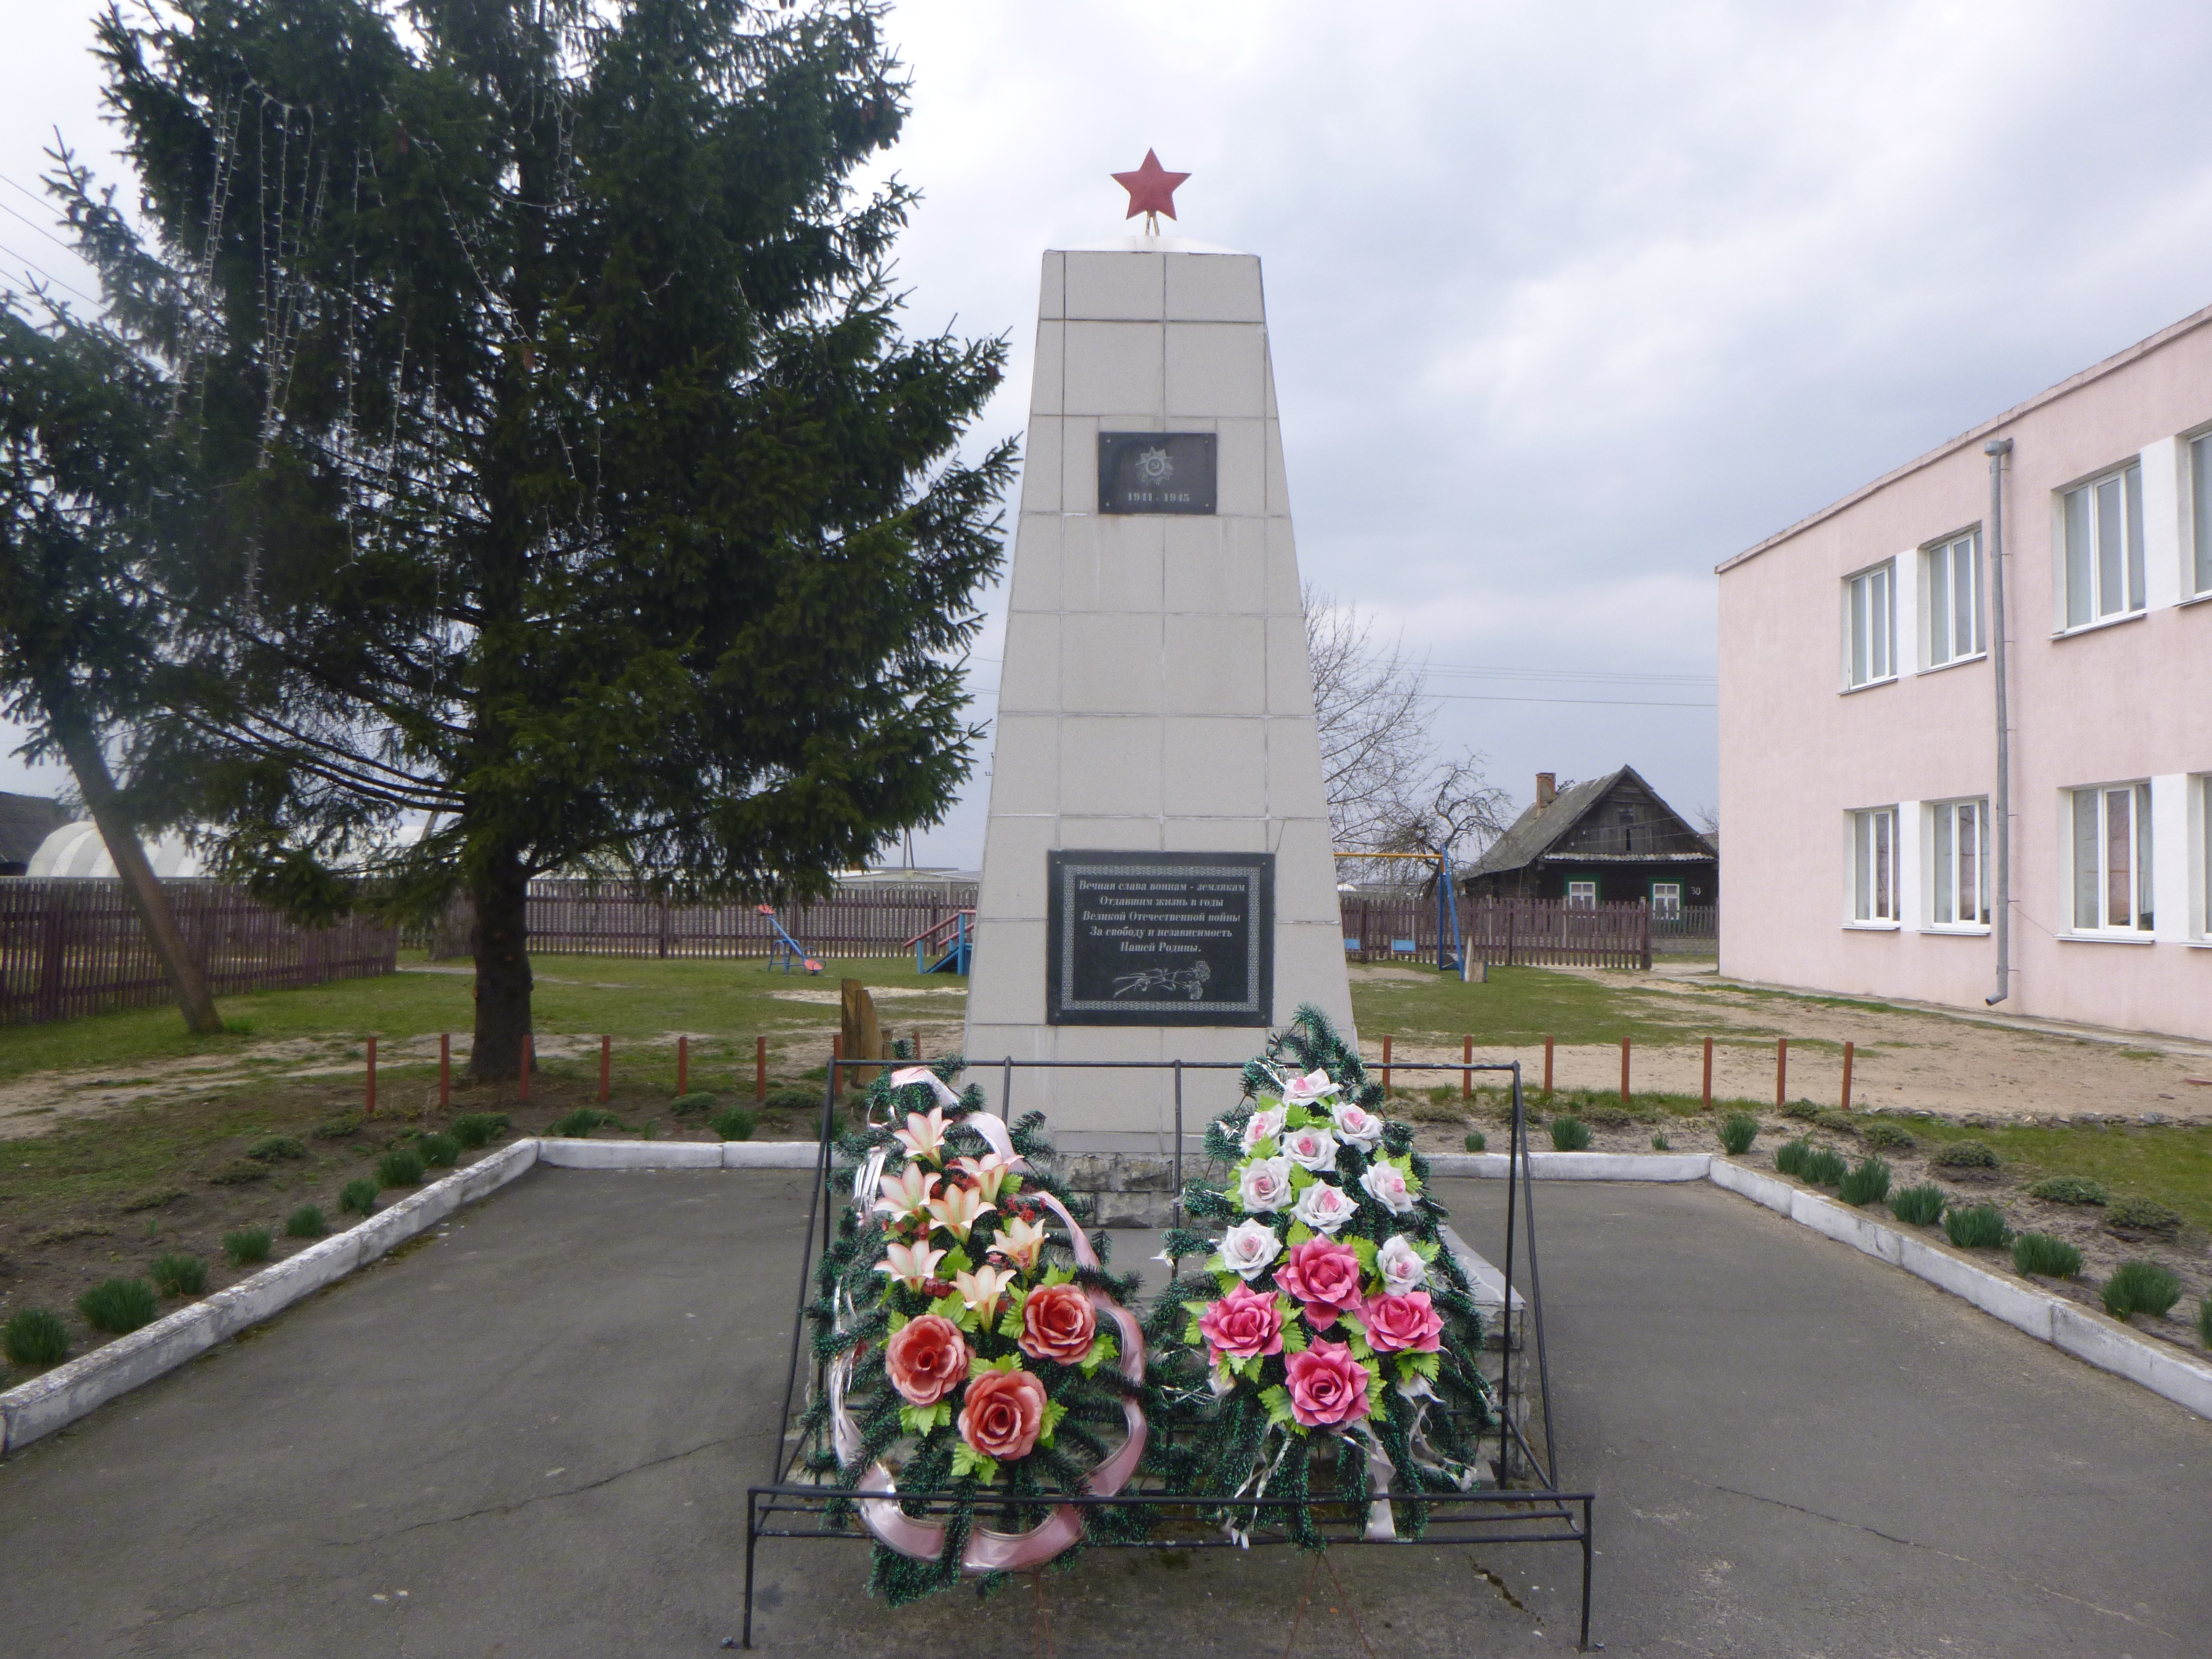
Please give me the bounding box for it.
[742,1054,1597,1650]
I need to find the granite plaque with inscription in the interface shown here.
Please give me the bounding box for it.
[1097,432,1217,515]
[1046,850,1273,1026]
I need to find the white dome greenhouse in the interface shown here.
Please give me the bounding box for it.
[23,822,206,879]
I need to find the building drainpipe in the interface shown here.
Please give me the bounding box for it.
[1984,436,2013,1006]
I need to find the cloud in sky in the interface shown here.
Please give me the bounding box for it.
[6,1,2212,860]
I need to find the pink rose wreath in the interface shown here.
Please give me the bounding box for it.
[801,1064,1156,1606]
[1145,1005,1498,1547]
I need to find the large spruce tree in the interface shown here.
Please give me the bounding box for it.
[65,0,1010,1078]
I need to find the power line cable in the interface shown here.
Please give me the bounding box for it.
[0,241,98,305]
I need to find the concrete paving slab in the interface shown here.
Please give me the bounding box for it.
[0,1168,2205,1657]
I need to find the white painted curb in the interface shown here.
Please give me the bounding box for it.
[536,1137,819,1170]
[1427,1150,1713,1182]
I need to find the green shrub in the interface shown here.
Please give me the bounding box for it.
[3,1307,70,1368]
[312,1113,365,1140]
[2028,1175,2109,1206]
[2101,1196,2182,1238]
[1774,1138,1812,1178]
[79,1278,159,1334]
[1718,1113,1759,1155]
[450,1111,510,1149]
[150,1252,208,1297]
[2101,1260,2183,1320]
[1812,1109,1859,1136]
[1464,1130,1487,1153]
[1930,1140,1999,1171]
[1943,1203,2011,1250]
[245,1135,308,1162]
[1651,1131,1671,1151]
[1779,1099,1820,1121]
[1861,1120,1915,1152]
[1802,1146,1849,1188]
[1549,1117,1592,1151]
[286,1204,328,1239]
[376,1148,425,1188]
[207,1160,269,1186]
[671,1092,719,1115]
[223,1227,273,1267]
[1889,1184,1947,1227]
[547,1106,617,1138]
[710,1106,757,1142]
[338,1178,379,1215]
[763,1085,818,1114]
[417,1131,460,1168]
[2012,1232,2082,1278]
[1837,1156,1892,1207]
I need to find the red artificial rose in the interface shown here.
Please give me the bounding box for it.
[1275,1238,1364,1328]
[1361,1289,1444,1354]
[885,1314,969,1407]
[958,1367,1048,1461]
[1284,1338,1372,1427]
[1198,1283,1285,1365]
[1017,1283,1097,1365]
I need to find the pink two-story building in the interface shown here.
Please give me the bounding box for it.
[1717,303,2212,1041]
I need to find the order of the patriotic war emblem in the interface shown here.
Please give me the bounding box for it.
[1098,432,1216,515]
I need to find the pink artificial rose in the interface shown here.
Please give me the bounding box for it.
[1361,1289,1444,1354]
[1274,1238,1364,1328]
[1198,1283,1286,1365]
[885,1314,969,1407]
[1284,1338,1372,1427]
[1017,1283,1097,1366]
[958,1367,1048,1462]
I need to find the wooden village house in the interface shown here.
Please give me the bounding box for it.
[1462,767,1717,917]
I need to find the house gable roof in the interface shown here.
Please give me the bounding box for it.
[0,792,68,867]
[1465,765,1713,878]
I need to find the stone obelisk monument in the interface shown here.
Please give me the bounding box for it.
[961,156,1353,1140]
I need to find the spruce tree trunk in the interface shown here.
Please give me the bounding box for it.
[46,694,224,1035]
[468,847,533,1083]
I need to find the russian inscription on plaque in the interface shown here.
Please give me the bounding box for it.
[1097,432,1217,515]
[1046,851,1274,1027]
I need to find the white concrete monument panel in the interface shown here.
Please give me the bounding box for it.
[962,241,1354,1141]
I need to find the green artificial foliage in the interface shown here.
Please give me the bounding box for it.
[150,1252,207,1296]
[3,1307,72,1367]
[286,1204,328,1238]
[80,1278,160,1334]
[223,1227,274,1266]
[1943,1204,2011,1250]
[2011,1232,2082,1279]
[36,0,1013,1085]
[1888,1184,1946,1227]
[1717,1112,1758,1155]
[2101,1261,2183,1321]
[338,1177,379,1214]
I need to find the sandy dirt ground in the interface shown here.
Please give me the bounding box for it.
[1358,964,2212,1125]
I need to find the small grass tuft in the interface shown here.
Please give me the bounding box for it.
[1888,1183,1947,1227]
[2027,1175,2109,1206]
[710,1106,757,1142]
[223,1226,273,1267]
[2012,1232,2083,1278]
[1943,1203,2011,1250]
[450,1111,510,1149]
[376,1147,426,1188]
[2101,1195,2182,1239]
[1549,1117,1592,1151]
[1930,1140,1999,1171]
[312,1114,365,1140]
[245,1134,308,1162]
[1718,1112,1759,1156]
[417,1131,460,1168]
[671,1092,719,1115]
[2101,1260,2183,1320]
[286,1204,328,1238]
[1651,1131,1671,1151]
[1802,1146,1849,1188]
[338,1177,379,1215]
[764,1085,819,1114]
[1779,1099,1820,1122]
[3,1307,71,1368]
[207,1160,269,1186]
[79,1277,160,1334]
[2198,1297,2212,1350]
[1837,1156,1892,1207]
[150,1252,208,1297]
[1861,1120,1916,1152]
[547,1106,617,1138]
[1812,1109,1858,1136]
[1464,1130,1487,1153]
[1774,1138,1812,1178]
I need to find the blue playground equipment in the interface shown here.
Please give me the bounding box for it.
[755,905,823,974]
[908,909,974,974]
[1436,845,1464,974]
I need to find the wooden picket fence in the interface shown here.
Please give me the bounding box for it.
[0,879,398,1027]
[1343,894,1670,970]
[501,880,984,961]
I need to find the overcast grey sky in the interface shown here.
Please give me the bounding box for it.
[8,1,2212,865]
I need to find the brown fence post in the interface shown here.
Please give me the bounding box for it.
[1381,1034,1393,1093]
[1840,1041,1855,1113]
[913,1028,924,1062]
[1775,1038,1788,1109]
[439,1034,451,1109]
[365,1035,377,1117]
[1620,1035,1631,1107]
[1504,902,1517,969]
[1640,897,1652,971]
[599,1035,611,1102]
[520,1034,532,1102]
[1701,1035,1713,1112]
[1542,1034,1554,1098]
[756,1035,768,1103]
[1462,1034,1473,1103]
[677,1034,689,1095]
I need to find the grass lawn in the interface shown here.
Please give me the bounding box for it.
[1349,965,1698,1048]
[1906,1115,2212,1234]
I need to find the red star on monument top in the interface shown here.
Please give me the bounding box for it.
[1111,149,1190,225]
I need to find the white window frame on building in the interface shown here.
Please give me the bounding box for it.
[1565,880,1597,908]
[1650,882,1682,920]
[2200,774,2212,940]
[1925,797,1989,929]
[2059,461,2145,630]
[1843,560,1895,688]
[2190,431,2212,600]
[2065,781,2153,934]
[1922,530,1984,668]
[1849,806,1899,925]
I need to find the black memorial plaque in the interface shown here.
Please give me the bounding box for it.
[1097,432,1217,515]
[1046,850,1273,1027]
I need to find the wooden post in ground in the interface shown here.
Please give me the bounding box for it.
[756,1035,768,1103]
[365,1035,377,1116]
[677,1034,688,1095]
[1381,1034,1393,1092]
[1701,1036,1713,1112]
[1620,1036,1632,1107]
[1840,1041,1855,1112]
[439,1034,450,1109]
[914,1028,924,1062]
[1462,1035,1473,1103]
[1542,1034,1554,1099]
[599,1035,611,1102]
[520,1035,532,1102]
[1775,1038,1788,1109]
[832,1032,844,1098]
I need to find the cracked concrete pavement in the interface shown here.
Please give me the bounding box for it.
[1,1170,2206,1656]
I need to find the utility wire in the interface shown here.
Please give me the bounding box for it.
[0,197,77,255]
[0,241,98,305]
